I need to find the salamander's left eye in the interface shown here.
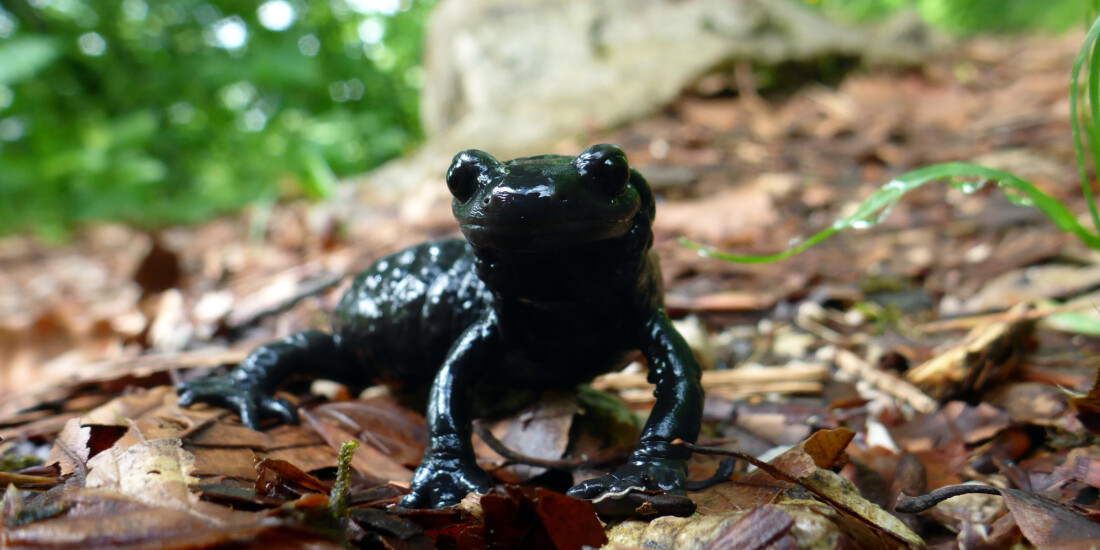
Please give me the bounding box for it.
[573,143,629,196]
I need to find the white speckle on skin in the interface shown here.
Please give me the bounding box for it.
[494,184,554,199]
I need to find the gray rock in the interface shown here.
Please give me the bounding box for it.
[353,0,940,202]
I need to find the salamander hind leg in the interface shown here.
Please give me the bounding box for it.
[177,329,364,428]
[331,239,488,391]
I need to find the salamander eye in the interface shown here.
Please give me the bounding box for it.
[447,149,499,204]
[573,143,629,196]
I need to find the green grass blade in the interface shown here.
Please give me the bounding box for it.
[1085,20,1100,232]
[1070,15,1100,235]
[1045,310,1100,335]
[682,162,1100,263]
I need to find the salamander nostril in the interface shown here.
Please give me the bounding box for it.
[482,197,491,205]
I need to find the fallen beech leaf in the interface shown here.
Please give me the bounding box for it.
[607,502,899,550]
[1071,367,1100,433]
[224,265,341,329]
[85,438,198,509]
[473,393,578,483]
[690,429,847,515]
[802,426,854,469]
[476,486,607,550]
[683,432,924,548]
[703,505,795,549]
[196,480,289,509]
[255,458,331,496]
[785,470,925,549]
[350,508,434,550]
[912,441,968,488]
[45,419,129,476]
[396,506,482,548]
[3,488,342,549]
[81,386,175,427]
[986,382,1073,427]
[960,264,1100,314]
[888,401,1010,452]
[689,448,807,515]
[311,397,427,467]
[302,408,412,483]
[888,454,927,513]
[187,447,263,480]
[655,184,777,245]
[1074,457,1100,489]
[898,484,1100,547]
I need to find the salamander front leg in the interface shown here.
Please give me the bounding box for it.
[400,313,499,509]
[567,309,703,515]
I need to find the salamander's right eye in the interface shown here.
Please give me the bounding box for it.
[447,149,499,204]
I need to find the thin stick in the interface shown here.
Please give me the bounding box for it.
[593,363,827,391]
[673,439,915,548]
[831,347,938,413]
[0,471,60,491]
[916,301,1091,333]
[472,421,624,470]
[894,484,1002,514]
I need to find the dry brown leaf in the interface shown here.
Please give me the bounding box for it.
[690,430,850,515]
[44,418,131,476]
[187,446,262,480]
[959,264,1100,314]
[254,457,331,495]
[802,427,854,470]
[472,393,577,483]
[311,397,427,466]
[2,488,342,549]
[301,408,412,483]
[606,508,804,550]
[986,382,1072,426]
[1071,367,1100,434]
[85,438,198,509]
[888,401,1009,453]
[701,505,796,549]
[80,385,176,426]
[654,183,777,246]
[783,470,924,549]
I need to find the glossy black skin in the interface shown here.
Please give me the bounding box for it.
[177,144,703,511]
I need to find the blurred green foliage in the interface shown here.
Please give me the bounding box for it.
[814,0,1089,33]
[0,0,431,240]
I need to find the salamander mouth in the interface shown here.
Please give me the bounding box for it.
[459,220,630,250]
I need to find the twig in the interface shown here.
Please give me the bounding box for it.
[225,269,342,330]
[673,439,916,548]
[0,471,60,491]
[894,484,1002,514]
[472,421,624,470]
[593,363,828,392]
[684,457,739,491]
[830,347,938,413]
[916,301,1090,333]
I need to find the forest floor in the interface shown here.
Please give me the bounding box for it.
[3,33,1100,549]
